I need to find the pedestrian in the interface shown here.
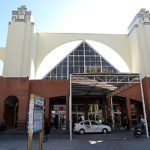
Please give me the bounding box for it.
[140,115,145,128]
[43,118,50,142]
[125,117,129,131]
[107,116,112,129]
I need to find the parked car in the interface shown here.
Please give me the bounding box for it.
[74,120,112,135]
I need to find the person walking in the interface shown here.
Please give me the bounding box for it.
[107,116,112,129]
[125,117,130,131]
[43,118,50,142]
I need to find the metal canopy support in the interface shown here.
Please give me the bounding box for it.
[69,74,72,141]
[69,73,149,140]
[110,96,114,130]
[140,76,149,138]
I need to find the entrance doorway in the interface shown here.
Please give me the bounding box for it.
[3,96,19,129]
[51,105,66,130]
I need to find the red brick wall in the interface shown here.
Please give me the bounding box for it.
[0,78,69,127]
[0,77,30,126]
[0,77,150,127]
[116,77,150,120]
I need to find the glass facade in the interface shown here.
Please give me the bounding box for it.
[44,41,119,80]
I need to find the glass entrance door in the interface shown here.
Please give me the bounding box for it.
[51,105,66,130]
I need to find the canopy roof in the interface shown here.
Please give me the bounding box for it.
[71,73,140,96]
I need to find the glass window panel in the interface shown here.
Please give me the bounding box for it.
[57,70,62,76]
[89,49,95,55]
[51,76,56,80]
[69,56,73,61]
[57,76,62,80]
[102,61,109,66]
[85,61,90,66]
[74,67,78,73]
[79,61,84,66]
[69,67,73,74]
[74,62,78,66]
[64,58,67,62]
[91,62,95,66]
[70,52,73,55]
[85,50,89,55]
[80,67,84,73]
[63,70,67,76]
[101,58,105,62]
[96,62,100,66]
[63,76,67,80]
[74,50,78,55]
[63,61,67,66]
[69,61,73,66]
[85,57,90,61]
[80,56,84,61]
[85,46,89,50]
[79,50,84,55]
[96,57,100,61]
[63,66,67,71]
[91,56,95,61]
[78,44,84,50]
[51,68,56,76]
[74,56,78,61]
[108,67,113,73]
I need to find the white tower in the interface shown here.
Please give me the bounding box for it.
[3,6,37,77]
[128,9,150,77]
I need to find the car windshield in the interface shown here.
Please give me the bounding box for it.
[80,121,84,125]
[84,121,90,125]
[91,121,99,125]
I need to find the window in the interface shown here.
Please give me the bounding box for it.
[84,121,90,125]
[91,121,99,126]
[43,41,119,80]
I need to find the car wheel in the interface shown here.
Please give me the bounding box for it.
[102,128,108,134]
[79,129,85,135]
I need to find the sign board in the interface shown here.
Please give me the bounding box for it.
[33,106,43,132]
[28,94,44,133]
[28,94,44,150]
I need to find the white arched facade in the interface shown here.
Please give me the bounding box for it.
[36,40,130,79]
[1,6,150,78]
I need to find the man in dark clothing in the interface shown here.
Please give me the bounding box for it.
[43,118,50,142]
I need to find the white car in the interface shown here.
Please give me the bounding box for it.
[74,120,112,135]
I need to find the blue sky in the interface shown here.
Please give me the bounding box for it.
[1,0,150,47]
[0,0,150,75]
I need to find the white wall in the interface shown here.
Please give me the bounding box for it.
[35,33,131,78]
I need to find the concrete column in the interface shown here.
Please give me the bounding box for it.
[126,97,132,127]
[107,97,111,118]
[102,99,106,121]
[0,97,5,121]
[66,94,69,129]
[45,98,49,120]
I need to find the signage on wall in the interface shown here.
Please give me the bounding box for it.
[28,94,44,150]
[28,94,44,133]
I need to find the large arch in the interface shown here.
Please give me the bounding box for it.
[36,40,130,79]
[3,96,19,129]
[36,33,131,78]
